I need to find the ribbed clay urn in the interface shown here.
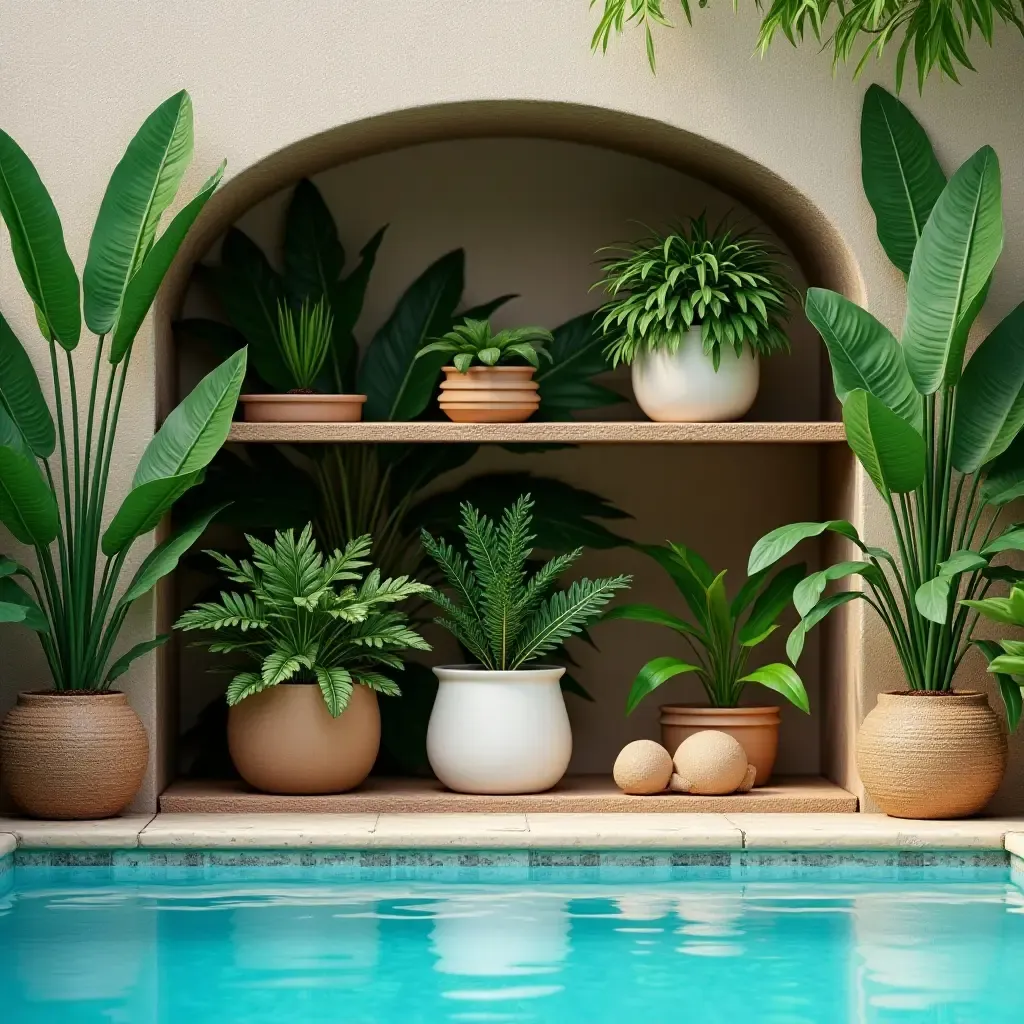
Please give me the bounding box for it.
[227,681,380,795]
[659,705,780,786]
[0,691,148,819]
[437,366,540,423]
[856,691,1007,819]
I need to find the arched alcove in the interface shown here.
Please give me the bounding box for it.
[155,101,864,800]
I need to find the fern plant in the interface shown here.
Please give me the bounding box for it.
[595,214,798,370]
[277,296,334,391]
[416,318,554,374]
[421,495,632,670]
[175,525,432,716]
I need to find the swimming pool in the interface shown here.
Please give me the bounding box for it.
[2,857,1023,1022]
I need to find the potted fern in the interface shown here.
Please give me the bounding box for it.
[0,92,246,820]
[420,495,631,794]
[239,296,368,423]
[594,215,798,422]
[602,542,808,785]
[415,318,553,422]
[175,526,431,794]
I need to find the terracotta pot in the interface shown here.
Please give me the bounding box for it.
[659,705,779,786]
[240,393,367,422]
[856,690,1006,819]
[227,681,379,794]
[437,366,539,423]
[0,691,148,819]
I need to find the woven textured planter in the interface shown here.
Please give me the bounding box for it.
[437,366,539,423]
[659,704,779,786]
[228,681,380,795]
[857,691,1007,819]
[0,691,148,820]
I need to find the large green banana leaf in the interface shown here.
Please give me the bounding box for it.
[0,310,54,457]
[842,389,926,495]
[283,178,345,301]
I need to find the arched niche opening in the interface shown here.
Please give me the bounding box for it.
[157,101,863,793]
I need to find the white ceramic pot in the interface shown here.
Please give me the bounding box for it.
[427,664,572,794]
[630,325,759,422]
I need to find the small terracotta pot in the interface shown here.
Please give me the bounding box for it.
[438,366,539,423]
[0,691,148,819]
[227,681,380,794]
[856,690,1006,819]
[239,393,367,422]
[659,705,780,786]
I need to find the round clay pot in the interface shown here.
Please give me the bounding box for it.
[240,393,367,422]
[659,705,779,786]
[856,691,1006,819]
[0,691,148,819]
[227,681,379,794]
[428,665,572,794]
[437,366,540,423]
[631,326,759,422]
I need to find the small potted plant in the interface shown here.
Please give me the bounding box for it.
[602,543,808,785]
[420,494,631,794]
[594,215,798,422]
[415,318,553,422]
[176,525,431,794]
[0,91,245,820]
[239,296,368,422]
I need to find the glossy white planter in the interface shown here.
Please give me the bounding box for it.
[631,326,759,422]
[427,665,572,794]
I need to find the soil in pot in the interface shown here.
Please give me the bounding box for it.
[856,690,1006,819]
[437,366,540,423]
[0,691,148,819]
[239,393,367,423]
[659,705,780,786]
[227,681,380,794]
[631,326,759,422]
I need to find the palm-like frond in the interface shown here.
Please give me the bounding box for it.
[422,494,632,670]
[175,527,431,717]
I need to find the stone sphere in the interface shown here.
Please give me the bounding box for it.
[613,739,673,795]
[672,730,749,795]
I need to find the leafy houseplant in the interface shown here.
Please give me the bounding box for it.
[589,0,1023,91]
[277,297,334,391]
[0,91,247,819]
[417,319,555,423]
[175,525,431,794]
[748,86,1018,818]
[602,543,807,785]
[419,494,631,794]
[595,215,797,422]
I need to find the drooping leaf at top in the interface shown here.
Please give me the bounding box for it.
[283,178,345,303]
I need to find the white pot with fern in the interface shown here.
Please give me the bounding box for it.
[595,216,798,422]
[420,495,631,795]
[176,526,431,795]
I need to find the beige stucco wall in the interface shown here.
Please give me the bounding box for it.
[1,1,1022,811]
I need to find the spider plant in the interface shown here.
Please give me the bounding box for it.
[595,214,798,370]
[415,319,554,373]
[601,543,809,714]
[0,90,245,691]
[175,525,432,716]
[420,495,631,671]
[277,296,334,392]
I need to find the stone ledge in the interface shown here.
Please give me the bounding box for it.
[0,833,15,857]
[0,815,154,848]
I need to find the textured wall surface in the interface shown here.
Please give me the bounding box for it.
[0,1,1022,810]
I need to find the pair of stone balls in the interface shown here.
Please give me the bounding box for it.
[613,732,755,795]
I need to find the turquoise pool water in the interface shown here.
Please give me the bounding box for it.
[3,873,1024,1022]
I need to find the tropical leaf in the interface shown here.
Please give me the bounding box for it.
[842,388,926,495]
[748,520,862,575]
[974,638,1022,732]
[625,656,701,716]
[787,592,862,664]
[0,128,80,348]
[0,309,54,457]
[793,560,879,618]
[0,443,59,546]
[602,602,703,639]
[315,666,354,718]
[0,577,48,632]
[84,91,194,342]
[981,431,1024,506]
[283,178,344,302]
[738,562,805,645]
[903,147,1003,393]
[738,663,809,713]
[105,634,170,686]
[101,471,203,556]
[536,311,625,418]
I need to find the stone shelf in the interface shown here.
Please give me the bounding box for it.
[226,421,846,445]
[160,775,858,815]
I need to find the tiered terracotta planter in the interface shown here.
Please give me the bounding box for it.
[856,690,1006,819]
[0,691,148,819]
[659,704,780,786]
[239,393,367,422]
[438,366,540,423]
[227,681,380,794]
